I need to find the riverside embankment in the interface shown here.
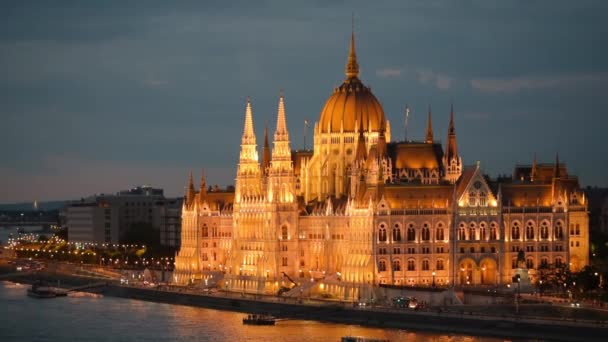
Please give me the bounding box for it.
[3,265,608,342]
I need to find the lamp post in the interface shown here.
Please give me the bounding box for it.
[432,271,436,288]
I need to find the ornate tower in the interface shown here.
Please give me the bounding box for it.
[235,98,262,203]
[266,94,298,279]
[443,104,462,183]
[268,94,296,203]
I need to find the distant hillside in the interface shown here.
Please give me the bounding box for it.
[0,200,70,211]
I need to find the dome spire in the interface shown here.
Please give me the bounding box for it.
[345,15,359,79]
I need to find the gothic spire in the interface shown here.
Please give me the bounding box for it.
[270,94,292,161]
[274,92,289,141]
[531,153,538,182]
[354,120,367,161]
[241,97,256,145]
[199,169,207,197]
[446,104,458,161]
[448,103,456,135]
[186,171,196,204]
[554,153,561,178]
[425,105,434,144]
[345,19,359,79]
[262,125,271,174]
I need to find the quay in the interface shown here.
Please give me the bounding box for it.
[3,265,607,342]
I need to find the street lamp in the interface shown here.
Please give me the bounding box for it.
[432,271,436,288]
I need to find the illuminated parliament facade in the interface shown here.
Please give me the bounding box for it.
[174,32,589,299]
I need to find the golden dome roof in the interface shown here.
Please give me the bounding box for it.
[318,31,386,134]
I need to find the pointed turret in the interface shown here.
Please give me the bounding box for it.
[186,171,196,204]
[425,105,434,144]
[446,104,458,160]
[199,169,207,198]
[262,125,271,175]
[274,93,289,141]
[236,98,261,202]
[554,153,561,178]
[354,120,367,161]
[345,27,359,79]
[268,93,295,203]
[242,97,256,145]
[270,93,293,162]
[443,104,462,184]
[531,153,538,182]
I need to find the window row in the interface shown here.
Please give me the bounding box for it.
[378,223,445,242]
[378,259,445,272]
[378,246,447,255]
[509,221,564,240]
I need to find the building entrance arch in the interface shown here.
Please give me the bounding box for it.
[479,257,497,285]
[459,258,476,285]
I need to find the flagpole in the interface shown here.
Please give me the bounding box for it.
[303,119,309,150]
[404,105,410,142]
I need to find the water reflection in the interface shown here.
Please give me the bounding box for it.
[0,281,499,342]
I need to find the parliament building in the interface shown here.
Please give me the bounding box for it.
[174,31,589,300]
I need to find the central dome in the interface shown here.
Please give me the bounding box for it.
[318,31,386,134]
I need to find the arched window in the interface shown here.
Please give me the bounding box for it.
[281,226,288,240]
[479,192,487,206]
[526,258,534,269]
[378,260,387,272]
[392,224,402,242]
[490,222,498,240]
[511,222,520,240]
[202,224,209,237]
[407,224,416,241]
[407,259,416,271]
[555,257,563,267]
[525,221,535,240]
[392,259,401,271]
[422,259,430,271]
[469,192,476,206]
[540,257,549,268]
[421,224,430,241]
[379,226,387,242]
[458,223,466,241]
[554,221,564,240]
[469,222,476,241]
[436,259,444,271]
[540,221,549,240]
[479,223,487,241]
[575,224,580,235]
[212,224,218,237]
[436,223,444,241]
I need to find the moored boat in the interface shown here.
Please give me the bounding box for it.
[341,337,390,342]
[26,281,67,299]
[242,314,276,325]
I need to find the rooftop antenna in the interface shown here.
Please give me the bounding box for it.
[404,104,410,142]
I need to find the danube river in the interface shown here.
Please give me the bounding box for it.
[0,281,500,342]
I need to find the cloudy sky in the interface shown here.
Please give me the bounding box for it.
[1,0,607,203]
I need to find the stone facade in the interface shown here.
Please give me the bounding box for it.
[173,32,589,300]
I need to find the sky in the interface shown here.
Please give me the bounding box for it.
[1,0,607,203]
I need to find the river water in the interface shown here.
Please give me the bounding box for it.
[0,281,500,342]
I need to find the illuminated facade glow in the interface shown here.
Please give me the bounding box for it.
[173,31,589,299]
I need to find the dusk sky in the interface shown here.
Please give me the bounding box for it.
[1,1,607,203]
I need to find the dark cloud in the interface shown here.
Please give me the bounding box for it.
[1,0,607,202]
